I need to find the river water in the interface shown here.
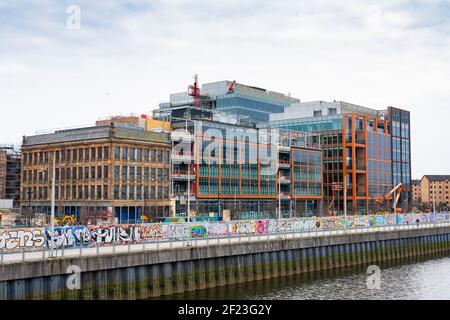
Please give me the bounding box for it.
[162,255,450,300]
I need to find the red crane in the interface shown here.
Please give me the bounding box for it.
[227,80,236,94]
[188,74,201,108]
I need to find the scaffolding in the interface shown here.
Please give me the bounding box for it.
[0,144,21,207]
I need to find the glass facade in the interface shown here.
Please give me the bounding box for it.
[389,107,411,209]
[172,120,322,219]
[215,93,286,122]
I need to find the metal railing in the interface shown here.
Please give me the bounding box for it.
[0,212,449,264]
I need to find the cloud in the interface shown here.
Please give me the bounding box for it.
[0,0,449,176]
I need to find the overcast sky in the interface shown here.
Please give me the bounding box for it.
[1,0,449,178]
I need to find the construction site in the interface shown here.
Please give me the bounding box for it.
[0,144,21,227]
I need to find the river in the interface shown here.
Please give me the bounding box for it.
[161,255,450,300]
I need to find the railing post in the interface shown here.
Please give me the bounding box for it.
[79,245,82,257]
[96,245,100,255]
[112,242,116,254]
[42,245,45,259]
[22,248,25,262]
[61,244,64,258]
[128,241,131,252]
[157,238,159,250]
[0,249,3,264]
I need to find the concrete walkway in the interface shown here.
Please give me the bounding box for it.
[1,222,449,265]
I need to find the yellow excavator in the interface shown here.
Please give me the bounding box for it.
[54,215,77,226]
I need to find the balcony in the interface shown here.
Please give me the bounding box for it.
[278,145,291,153]
[171,192,196,201]
[172,169,196,180]
[278,160,291,168]
[172,153,194,163]
[279,176,291,184]
[279,192,291,199]
[171,130,194,142]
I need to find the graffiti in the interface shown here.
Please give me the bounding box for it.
[191,225,207,238]
[142,225,163,240]
[207,222,229,237]
[0,228,46,250]
[0,213,447,252]
[291,218,316,231]
[168,224,189,239]
[89,225,142,245]
[45,226,90,248]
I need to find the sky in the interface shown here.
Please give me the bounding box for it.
[0,0,449,178]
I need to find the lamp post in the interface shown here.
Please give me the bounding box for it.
[343,174,347,230]
[277,143,281,220]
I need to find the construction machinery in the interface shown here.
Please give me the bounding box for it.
[54,215,76,226]
[381,183,404,214]
[327,182,343,216]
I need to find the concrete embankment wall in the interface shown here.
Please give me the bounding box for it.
[1,226,450,300]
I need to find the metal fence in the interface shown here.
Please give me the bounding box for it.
[1,212,450,263]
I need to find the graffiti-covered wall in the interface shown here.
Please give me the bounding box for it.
[1,213,448,251]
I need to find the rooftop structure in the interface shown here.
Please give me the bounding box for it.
[158,78,300,124]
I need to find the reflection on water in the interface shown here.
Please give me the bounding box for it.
[160,255,450,300]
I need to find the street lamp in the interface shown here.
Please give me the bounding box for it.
[38,153,56,256]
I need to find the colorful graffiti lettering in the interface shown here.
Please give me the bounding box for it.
[191,225,207,238]
[89,225,142,245]
[0,213,447,251]
[0,228,46,250]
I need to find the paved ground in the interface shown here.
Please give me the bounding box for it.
[1,223,448,264]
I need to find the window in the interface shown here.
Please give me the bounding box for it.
[157,150,162,162]
[104,147,109,160]
[157,186,162,199]
[114,185,119,199]
[91,147,96,161]
[314,110,322,117]
[114,166,119,179]
[98,147,103,160]
[84,148,89,161]
[91,167,95,180]
[137,167,142,180]
[103,166,108,179]
[129,185,135,199]
[122,166,127,180]
[151,168,156,181]
[151,149,155,162]
[137,148,142,162]
[122,147,128,160]
[103,185,108,199]
[97,185,102,199]
[144,149,149,161]
[121,185,127,199]
[328,108,337,115]
[115,147,120,160]
[158,168,162,181]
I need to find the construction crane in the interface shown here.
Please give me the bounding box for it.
[227,80,236,94]
[188,74,202,108]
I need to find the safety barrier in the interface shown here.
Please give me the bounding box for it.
[0,213,448,256]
